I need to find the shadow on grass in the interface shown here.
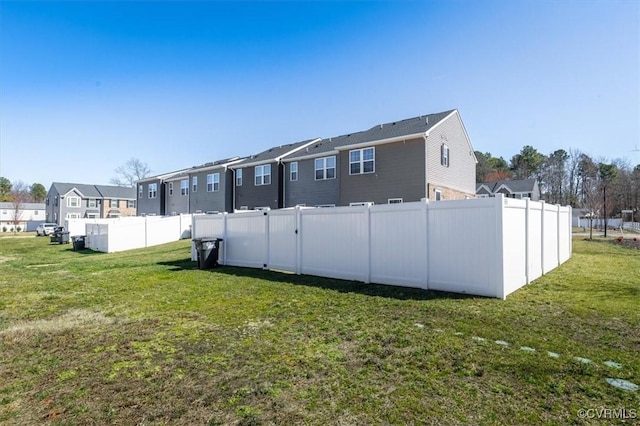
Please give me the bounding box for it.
[63,247,105,256]
[157,258,478,301]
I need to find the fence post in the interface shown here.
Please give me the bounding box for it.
[365,205,371,284]
[556,204,561,267]
[222,213,228,266]
[568,206,573,256]
[525,198,530,284]
[295,207,302,275]
[423,198,429,289]
[263,211,269,270]
[540,200,545,275]
[495,194,505,299]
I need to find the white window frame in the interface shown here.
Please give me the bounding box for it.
[148,183,157,199]
[315,156,336,180]
[236,169,243,186]
[207,173,220,192]
[66,213,81,219]
[388,198,403,204]
[192,176,198,193]
[349,147,375,175]
[86,212,99,219]
[168,182,173,196]
[87,199,97,208]
[434,189,442,201]
[138,185,143,198]
[67,196,80,207]
[110,199,119,208]
[441,144,450,167]
[315,204,336,208]
[180,179,189,196]
[255,164,271,186]
[349,202,374,206]
[290,162,298,181]
[127,200,136,208]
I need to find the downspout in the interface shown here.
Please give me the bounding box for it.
[282,161,286,208]
[231,168,236,212]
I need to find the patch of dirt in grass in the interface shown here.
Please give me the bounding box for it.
[24,263,57,268]
[0,309,115,344]
[612,238,640,250]
[0,255,16,263]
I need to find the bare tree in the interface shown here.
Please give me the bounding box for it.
[9,181,30,234]
[110,158,151,187]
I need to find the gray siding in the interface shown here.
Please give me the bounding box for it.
[45,187,61,224]
[137,180,164,216]
[284,158,339,207]
[189,169,234,213]
[426,112,476,197]
[166,178,190,215]
[339,138,426,205]
[234,162,281,210]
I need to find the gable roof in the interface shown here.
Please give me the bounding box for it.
[95,185,137,200]
[189,156,246,173]
[137,169,191,184]
[230,138,320,168]
[50,182,102,198]
[283,110,457,161]
[477,179,538,194]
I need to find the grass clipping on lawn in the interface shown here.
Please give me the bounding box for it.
[0,236,638,425]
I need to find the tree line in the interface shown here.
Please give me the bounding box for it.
[0,178,46,204]
[476,146,640,220]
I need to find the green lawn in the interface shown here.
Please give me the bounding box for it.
[0,236,638,425]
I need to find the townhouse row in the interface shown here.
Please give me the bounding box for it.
[137,109,478,216]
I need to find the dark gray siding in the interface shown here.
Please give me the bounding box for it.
[189,169,234,213]
[339,138,426,205]
[166,178,190,215]
[45,186,61,223]
[234,162,280,210]
[137,180,163,216]
[284,158,339,207]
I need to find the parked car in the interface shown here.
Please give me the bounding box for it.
[36,223,58,236]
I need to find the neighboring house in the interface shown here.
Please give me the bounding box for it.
[95,185,138,218]
[136,170,189,216]
[282,109,477,207]
[188,157,244,213]
[0,202,46,232]
[229,139,320,210]
[476,179,540,201]
[45,183,137,224]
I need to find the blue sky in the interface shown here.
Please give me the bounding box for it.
[1,1,638,189]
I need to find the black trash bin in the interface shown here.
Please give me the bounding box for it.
[50,227,70,244]
[72,236,86,251]
[195,238,223,269]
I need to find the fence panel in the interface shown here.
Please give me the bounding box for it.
[527,202,543,282]
[146,216,181,247]
[543,204,559,274]
[267,210,297,272]
[502,199,528,296]
[558,207,571,264]
[369,202,428,288]
[300,206,369,282]
[427,198,501,298]
[225,212,267,268]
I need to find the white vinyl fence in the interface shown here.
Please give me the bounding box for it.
[192,195,572,299]
[67,215,193,253]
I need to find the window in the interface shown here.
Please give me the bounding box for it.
[349,148,374,174]
[388,198,403,204]
[127,200,136,208]
[180,179,189,196]
[67,196,80,207]
[315,156,336,180]
[207,173,220,192]
[87,212,99,219]
[87,199,97,208]
[236,169,243,186]
[315,204,335,208]
[255,164,271,186]
[192,176,198,193]
[55,196,59,206]
[110,199,119,208]
[66,213,81,219]
[168,182,173,196]
[46,198,50,205]
[148,183,157,199]
[434,189,442,201]
[350,202,374,206]
[441,144,450,167]
[290,162,298,181]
